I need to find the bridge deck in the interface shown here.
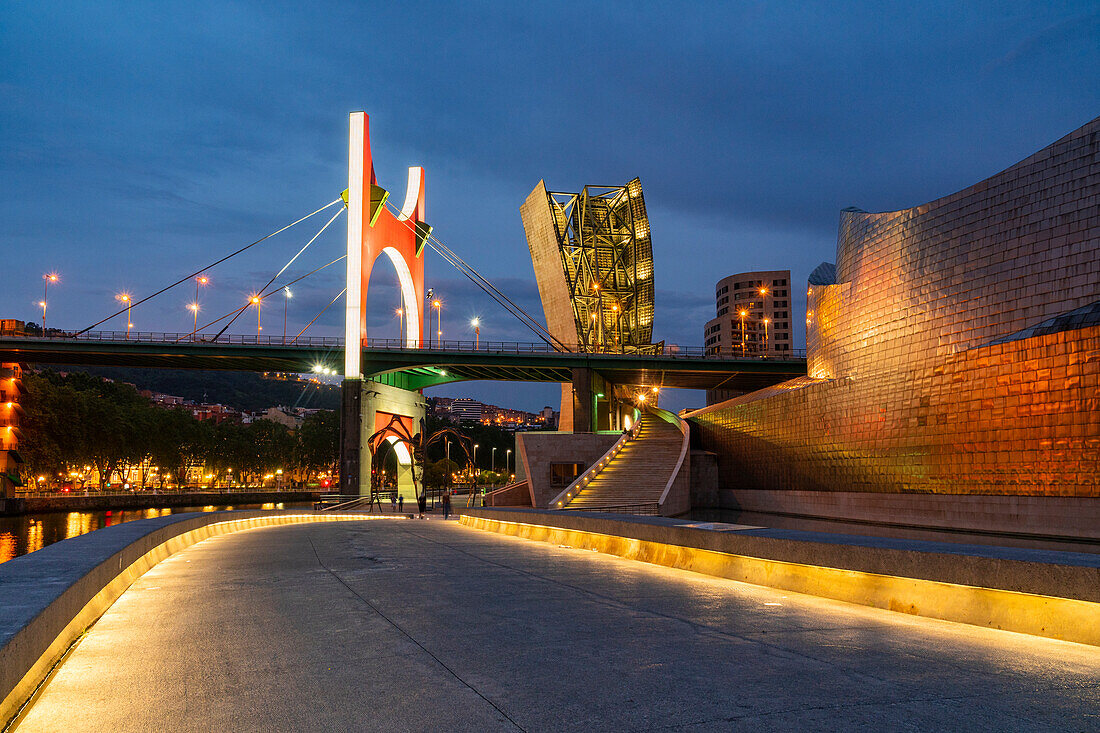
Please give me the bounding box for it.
[0,334,806,390]
[15,519,1099,731]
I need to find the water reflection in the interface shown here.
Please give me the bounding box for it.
[0,502,312,565]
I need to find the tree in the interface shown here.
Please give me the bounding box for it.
[295,410,338,480]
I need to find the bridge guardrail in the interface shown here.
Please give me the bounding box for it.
[0,330,806,361]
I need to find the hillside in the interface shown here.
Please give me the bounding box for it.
[47,365,340,412]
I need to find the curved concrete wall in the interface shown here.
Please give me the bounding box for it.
[0,511,390,726]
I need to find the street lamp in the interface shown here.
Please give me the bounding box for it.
[432,299,442,347]
[195,275,209,306]
[42,273,58,336]
[250,295,262,337]
[758,286,769,356]
[506,448,512,475]
[492,446,497,472]
[116,293,133,339]
[739,309,748,357]
[471,317,480,349]
[395,307,404,345]
[282,288,292,344]
[473,443,479,475]
[187,303,199,341]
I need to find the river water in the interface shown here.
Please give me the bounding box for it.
[0,502,313,565]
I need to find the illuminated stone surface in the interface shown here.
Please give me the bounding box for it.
[18,521,1100,730]
[691,117,1100,505]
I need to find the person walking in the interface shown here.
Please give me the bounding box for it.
[442,491,451,520]
[398,494,404,513]
[390,492,397,512]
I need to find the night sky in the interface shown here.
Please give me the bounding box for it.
[2,2,1097,412]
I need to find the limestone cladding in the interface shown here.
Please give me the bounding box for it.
[520,181,580,350]
[689,116,1100,499]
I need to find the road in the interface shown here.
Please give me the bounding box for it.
[17,518,1100,731]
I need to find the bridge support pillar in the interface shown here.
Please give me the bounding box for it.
[339,378,426,499]
[570,368,600,433]
[338,378,363,495]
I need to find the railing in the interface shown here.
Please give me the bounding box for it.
[650,406,691,510]
[0,329,807,361]
[15,488,314,498]
[550,413,643,509]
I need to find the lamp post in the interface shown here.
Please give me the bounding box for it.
[471,317,480,349]
[506,448,512,475]
[250,296,262,337]
[42,273,58,336]
[739,309,748,357]
[117,293,132,339]
[758,286,769,356]
[187,303,199,341]
[473,443,479,476]
[395,307,404,346]
[492,446,497,472]
[432,299,442,347]
[282,288,292,344]
[195,276,209,306]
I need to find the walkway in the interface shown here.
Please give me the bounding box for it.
[17,520,1100,731]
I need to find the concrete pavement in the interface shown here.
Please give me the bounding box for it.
[17,518,1100,731]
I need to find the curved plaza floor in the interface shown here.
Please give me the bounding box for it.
[16,518,1100,732]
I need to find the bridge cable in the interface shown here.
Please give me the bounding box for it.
[77,198,343,335]
[384,201,566,350]
[212,206,345,340]
[177,254,348,342]
[292,288,346,344]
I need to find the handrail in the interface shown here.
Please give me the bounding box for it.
[0,329,807,361]
[649,406,691,509]
[550,413,642,509]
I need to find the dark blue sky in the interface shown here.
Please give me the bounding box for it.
[3,2,1097,411]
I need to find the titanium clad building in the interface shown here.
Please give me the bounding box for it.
[688,116,1100,538]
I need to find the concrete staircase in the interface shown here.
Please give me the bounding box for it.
[561,410,684,513]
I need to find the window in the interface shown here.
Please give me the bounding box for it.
[775,289,787,296]
[772,278,787,286]
[717,307,728,316]
[775,300,788,307]
[550,463,584,487]
[776,332,789,340]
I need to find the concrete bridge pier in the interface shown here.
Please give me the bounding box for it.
[339,378,425,499]
[565,367,632,433]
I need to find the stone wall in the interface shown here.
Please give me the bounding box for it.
[516,432,619,508]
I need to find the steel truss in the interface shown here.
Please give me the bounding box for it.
[545,178,660,354]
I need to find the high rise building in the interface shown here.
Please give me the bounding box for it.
[703,270,794,356]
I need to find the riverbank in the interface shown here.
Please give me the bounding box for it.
[0,491,321,516]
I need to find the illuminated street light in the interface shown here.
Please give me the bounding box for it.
[739,309,748,357]
[187,302,199,341]
[395,307,404,345]
[42,273,59,336]
[471,317,480,349]
[116,293,133,339]
[506,448,512,475]
[431,299,442,347]
[282,288,292,344]
[250,295,262,336]
[196,275,209,307]
[758,286,769,356]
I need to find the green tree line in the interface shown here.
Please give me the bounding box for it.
[18,371,338,490]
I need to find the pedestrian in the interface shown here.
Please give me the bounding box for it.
[442,491,451,519]
[390,492,396,512]
[398,494,404,513]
